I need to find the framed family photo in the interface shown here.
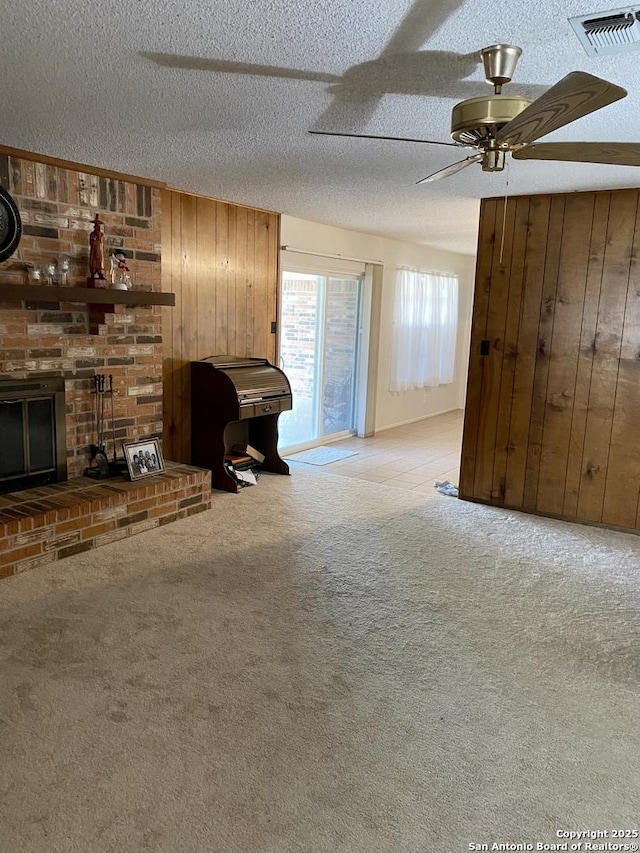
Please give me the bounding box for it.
[123,438,165,480]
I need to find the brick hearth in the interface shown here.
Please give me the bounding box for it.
[0,463,211,580]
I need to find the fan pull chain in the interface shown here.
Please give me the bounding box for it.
[499,157,511,266]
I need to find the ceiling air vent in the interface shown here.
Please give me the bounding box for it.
[569,6,640,55]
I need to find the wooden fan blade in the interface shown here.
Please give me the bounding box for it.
[497,71,626,147]
[513,142,640,166]
[309,130,463,148]
[416,154,483,183]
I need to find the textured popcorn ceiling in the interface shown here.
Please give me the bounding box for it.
[2,0,640,254]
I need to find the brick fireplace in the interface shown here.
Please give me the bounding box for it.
[0,154,164,476]
[0,153,211,579]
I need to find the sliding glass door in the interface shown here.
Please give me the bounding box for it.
[278,269,362,450]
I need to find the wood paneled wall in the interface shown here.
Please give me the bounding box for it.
[162,189,280,463]
[460,187,640,532]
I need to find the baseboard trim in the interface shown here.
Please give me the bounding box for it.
[375,407,463,433]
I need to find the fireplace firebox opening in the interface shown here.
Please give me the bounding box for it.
[0,377,67,496]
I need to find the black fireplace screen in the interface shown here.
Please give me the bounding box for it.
[0,378,67,495]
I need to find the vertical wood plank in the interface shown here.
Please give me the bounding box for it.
[535,193,595,515]
[473,196,517,502]
[215,201,230,354]
[522,195,566,510]
[196,196,217,360]
[267,213,279,363]
[171,190,187,462]
[246,208,256,356]
[171,190,185,462]
[161,189,174,458]
[459,198,498,499]
[577,190,638,523]
[178,193,198,463]
[503,195,551,508]
[234,206,249,357]
[173,190,186,463]
[491,196,530,504]
[253,211,270,358]
[227,205,238,357]
[604,194,640,527]
[562,193,611,518]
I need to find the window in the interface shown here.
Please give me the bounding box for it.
[390,269,458,392]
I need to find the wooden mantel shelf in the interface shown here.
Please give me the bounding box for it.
[0,284,175,307]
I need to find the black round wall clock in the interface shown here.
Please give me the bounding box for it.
[0,185,22,263]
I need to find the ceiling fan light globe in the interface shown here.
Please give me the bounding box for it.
[480,44,522,87]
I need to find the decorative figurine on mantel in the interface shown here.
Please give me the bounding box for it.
[87,214,108,288]
[110,250,132,290]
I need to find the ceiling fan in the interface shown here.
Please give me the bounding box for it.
[309,44,640,183]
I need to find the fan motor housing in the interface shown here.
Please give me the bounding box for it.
[451,94,532,145]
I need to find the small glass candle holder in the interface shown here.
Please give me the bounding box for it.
[28,265,42,284]
[54,258,69,286]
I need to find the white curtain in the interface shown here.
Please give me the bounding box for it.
[390,269,458,392]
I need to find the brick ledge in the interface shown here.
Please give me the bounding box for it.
[0,462,212,580]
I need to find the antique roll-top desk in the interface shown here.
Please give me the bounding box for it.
[191,355,292,492]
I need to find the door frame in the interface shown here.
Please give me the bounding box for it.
[278,263,373,451]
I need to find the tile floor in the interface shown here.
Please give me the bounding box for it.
[286,409,463,494]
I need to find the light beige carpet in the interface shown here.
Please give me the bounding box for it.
[1,469,639,852]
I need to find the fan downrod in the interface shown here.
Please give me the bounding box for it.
[480,44,522,94]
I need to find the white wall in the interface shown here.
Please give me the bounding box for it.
[281,215,476,432]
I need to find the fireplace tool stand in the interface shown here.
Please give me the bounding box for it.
[84,374,128,479]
